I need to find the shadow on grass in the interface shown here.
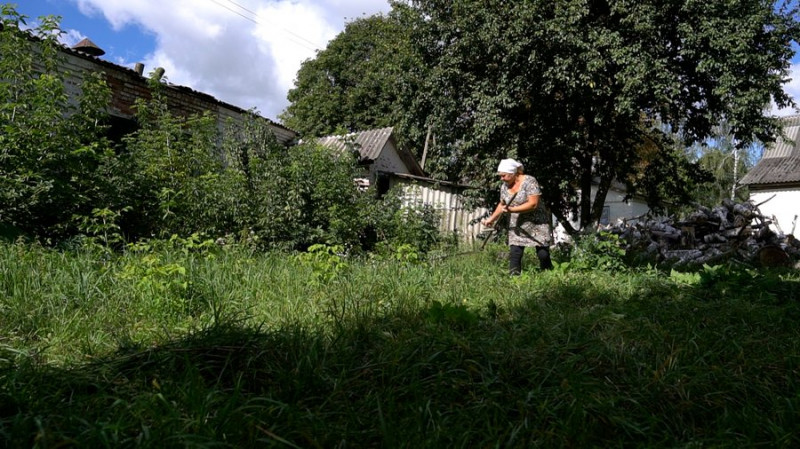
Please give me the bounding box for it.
[2,271,800,448]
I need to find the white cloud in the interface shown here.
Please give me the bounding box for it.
[67,0,391,119]
[61,28,87,48]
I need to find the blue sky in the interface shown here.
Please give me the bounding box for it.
[14,0,157,64]
[12,0,392,120]
[10,0,800,121]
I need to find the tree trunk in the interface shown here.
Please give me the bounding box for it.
[579,154,594,230]
[591,175,612,226]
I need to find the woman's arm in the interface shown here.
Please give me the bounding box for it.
[482,201,506,227]
[506,194,540,214]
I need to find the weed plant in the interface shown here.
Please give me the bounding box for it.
[1,240,799,447]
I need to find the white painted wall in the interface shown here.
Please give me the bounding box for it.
[750,189,800,238]
[553,184,650,243]
[602,187,650,224]
[369,141,410,180]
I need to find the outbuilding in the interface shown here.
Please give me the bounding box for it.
[740,115,800,238]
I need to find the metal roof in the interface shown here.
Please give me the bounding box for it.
[740,116,800,186]
[762,115,800,159]
[317,127,394,162]
[317,127,426,176]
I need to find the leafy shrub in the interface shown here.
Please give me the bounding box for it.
[295,243,349,285]
[1,9,116,242]
[1,7,444,254]
[368,186,441,256]
[559,230,628,271]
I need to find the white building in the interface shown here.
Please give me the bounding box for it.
[740,115,800,238]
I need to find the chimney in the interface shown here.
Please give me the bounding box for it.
[134,63,144,76]
[152,67,165,81]
[72,38,105,57]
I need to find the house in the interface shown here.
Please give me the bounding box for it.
[27,30,296,146]
[739,115,800,238]
[318,128,489,241]
[584,180,650,226]
[551,179,651,243]
[317,127,425,191]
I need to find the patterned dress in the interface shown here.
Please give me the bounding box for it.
[501,175,553,247]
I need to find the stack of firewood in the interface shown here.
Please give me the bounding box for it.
[604,199,800,268]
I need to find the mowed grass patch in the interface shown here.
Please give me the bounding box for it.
[1,242,799,447]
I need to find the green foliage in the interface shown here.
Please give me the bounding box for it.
[690,120,759,208]
[107,73,384,252]
[295,243,349,285]
[426,300,478,328]
[694,263,798,303]
[1,5,445,254]
[280,11,429,151]
[2,242,800,447]
[74,207,128,252]
[368,186,441,255]
[636,139,714,215]
[391,243,422,264]
[120,78,227,238]
[236,140,372,251]
[0,7,116,241]
[118,252,189,314]
[562,231,628,271]
[395,0,799,231]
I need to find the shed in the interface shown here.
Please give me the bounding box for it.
[317,127,425,191]
[740,115,800,237]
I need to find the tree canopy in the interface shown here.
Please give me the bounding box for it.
[283,0,800,233]
[402,0,799,231]
[280,12,428,146]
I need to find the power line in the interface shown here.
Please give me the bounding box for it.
[207,0,324,52]
[221,0,322,49]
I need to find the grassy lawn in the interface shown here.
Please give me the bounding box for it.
[1,241,799,447]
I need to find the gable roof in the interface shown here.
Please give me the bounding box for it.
[740,115,800,186]
[317,127,425,176]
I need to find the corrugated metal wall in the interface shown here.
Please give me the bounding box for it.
[393,178,490,243]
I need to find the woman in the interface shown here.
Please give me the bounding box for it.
[481,158,553,275]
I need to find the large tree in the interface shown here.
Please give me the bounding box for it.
[400,0,799,232]
[691,120,760,208]
[280,11,429,151]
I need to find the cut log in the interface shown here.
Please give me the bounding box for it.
[757,245,791,268]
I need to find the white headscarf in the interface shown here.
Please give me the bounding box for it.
[497,158,522,174]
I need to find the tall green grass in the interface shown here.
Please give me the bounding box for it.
[1,241,799,447]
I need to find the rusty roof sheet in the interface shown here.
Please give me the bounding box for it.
[740,116,800,186]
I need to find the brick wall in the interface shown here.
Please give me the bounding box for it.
[48,42,296,145]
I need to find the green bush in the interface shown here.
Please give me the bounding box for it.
[0,8,116,242]
[1,7,444,254]
[558,230,628,271]
[368,186,441,255]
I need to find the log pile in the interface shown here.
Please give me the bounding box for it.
[604,199,800,268]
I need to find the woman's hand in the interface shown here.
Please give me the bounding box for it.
[481,218,495,227]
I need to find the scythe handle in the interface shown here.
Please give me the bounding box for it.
[480,191,518,250]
